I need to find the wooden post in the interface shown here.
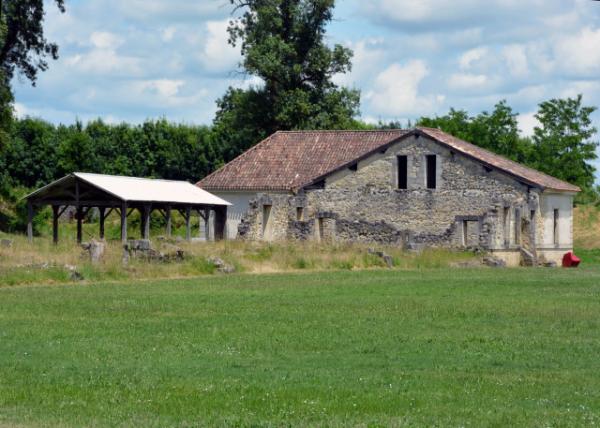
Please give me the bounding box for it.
[76,206,83,244]
[143,204,151,240]
[99,207,106,240]
[139,208,145,239]
[185,206,191,241]
[121,202,128,244]
[165,205,172,237]
[52,205,59,244]
[214,206,227,241]
[75,179,82,244]
[204,208,211,241]
[27,201,34,243]
[198,209,205,238]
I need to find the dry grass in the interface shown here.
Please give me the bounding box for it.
[0,229,478,286]
[574,205,600,250]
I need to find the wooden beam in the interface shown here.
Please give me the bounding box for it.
[143,204,151,240]
[76,205,83,244]
[75,180,82,244]
[27,201,34,243]
[204,208,210,241]
[99,207,106,240]
[34,200,121,207]
[214,206,227,241]
[121,202,128,244]
[57,205,68,217]
[165,205,172,237]
[139,207,145,239]
[185,206,191,241]
[52,205,59,244]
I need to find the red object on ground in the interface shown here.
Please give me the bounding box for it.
[562,252,581,268]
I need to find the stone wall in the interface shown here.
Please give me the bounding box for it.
[238,135,543,251]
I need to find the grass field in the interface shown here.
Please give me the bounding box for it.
[1,268,600,426]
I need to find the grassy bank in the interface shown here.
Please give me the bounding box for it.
[0,233,479,287]
[1,268,600,426]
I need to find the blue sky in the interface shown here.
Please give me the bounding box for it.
[12,0,600,177]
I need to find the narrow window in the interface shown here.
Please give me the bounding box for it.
[397,155,408,189]
[316,217,324,242]
[262,204,272,239]
[553,209,559,245]
[514,208,521,245]
[296,207,304,221]
[426,155,437,189]
[462,220,468,247]
[503,207,510,247]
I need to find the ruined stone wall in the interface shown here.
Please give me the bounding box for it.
[238,135,542,249]
[238,193,307,241]
[301,135,539,248]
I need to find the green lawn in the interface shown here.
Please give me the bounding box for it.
[1,268,600,426]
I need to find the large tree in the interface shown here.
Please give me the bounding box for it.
[0,0,65,194]
[532,95,598,193]
[0,0,65,85]
[213,0,360,159]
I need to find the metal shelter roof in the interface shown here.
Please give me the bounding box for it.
[26,172,231,206]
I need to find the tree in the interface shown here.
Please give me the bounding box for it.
[418,102,532,164]
[532,95,598,193]
[0,0,65,194]
[213,0,361,159]
[57,121,97,175]
[0,0,65,85]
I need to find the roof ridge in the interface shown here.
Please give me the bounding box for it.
[276,129,407,134]
[75,172,191,184]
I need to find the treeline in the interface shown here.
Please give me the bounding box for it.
[0,118,223,190]
[1,95,598,200]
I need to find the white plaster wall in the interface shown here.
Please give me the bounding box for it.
[539,192,574,248]
[211,191,257,239]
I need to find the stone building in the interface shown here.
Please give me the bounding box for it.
[197,127,580,266]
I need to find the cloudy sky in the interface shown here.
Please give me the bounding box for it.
[12,1,600,146]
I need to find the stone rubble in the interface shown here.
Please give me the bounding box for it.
[122,239,185,264]
[367,248,394,268]
[81,239,105,264]
[206,256,236,273]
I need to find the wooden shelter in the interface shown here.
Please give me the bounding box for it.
[24,173,231,244]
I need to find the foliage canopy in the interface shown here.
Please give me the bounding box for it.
[213,0,361,159]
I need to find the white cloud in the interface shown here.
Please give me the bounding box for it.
[554,27,600,76]
[560,81,600,99]
[199,20,241,73]
[138,79,185,98]
[448,73,489,90]
[502,44,528,77]
[367,60,444,117]
[333,38,386,86]
[65,49,141,76]
[90,31,123,49]
[161,27,177,42]
[13,102,29,118]
[517,112,539,137]
[459,47,488,70]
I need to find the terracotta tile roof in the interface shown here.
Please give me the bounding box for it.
[197,130,408,191]
[416,127,581,193]
[197,128,580,193]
